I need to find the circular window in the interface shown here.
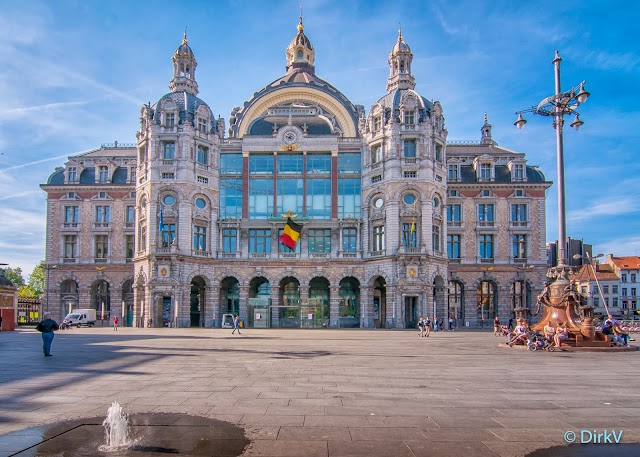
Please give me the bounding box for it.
[140,199,147,209]
[195,197,206,209]
[403,194,416,205]
[374,198,384,209]
[433,197,440,208]
[163,195,176,206]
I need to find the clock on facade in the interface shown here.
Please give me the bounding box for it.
[409,268,416,277]
[283,129,298,143]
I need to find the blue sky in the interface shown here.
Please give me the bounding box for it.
[0,0,638,276]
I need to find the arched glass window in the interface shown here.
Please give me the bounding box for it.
[92,280,110,321]
[339,277,360,328]
[511,280,530,316]
[448,281,464,321]
[477,280,497,322]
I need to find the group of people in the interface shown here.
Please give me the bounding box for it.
[602,314,630,346]
[505,318,570,350]
[417,317,455,336]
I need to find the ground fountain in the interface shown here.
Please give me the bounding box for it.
[99,402,131,452]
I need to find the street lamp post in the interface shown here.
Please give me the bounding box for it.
[514,51,590,271]
[515,52,591,337]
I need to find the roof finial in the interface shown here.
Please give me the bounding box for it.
[298,5,304,32]
[398,22,402,41]
[484,112,488,124]
[183,27,188,45]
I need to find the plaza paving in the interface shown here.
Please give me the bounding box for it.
[0,327,639,456]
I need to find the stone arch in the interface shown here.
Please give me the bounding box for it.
[152,185,186,201]
[393,185,427,202]
[186,271,211,286]
[237,87,357,138]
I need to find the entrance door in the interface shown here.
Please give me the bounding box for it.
[126,304,133,327]
[162,297,171,327]
[405,296,417,328]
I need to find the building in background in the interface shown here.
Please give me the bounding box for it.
[41,21,550,328]
[570,263,620,317]
[605,255,640,318]
[547,237,592,267]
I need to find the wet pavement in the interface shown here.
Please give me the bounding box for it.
[0,328,639,456]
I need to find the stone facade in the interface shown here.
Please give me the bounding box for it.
[41,23,551,329]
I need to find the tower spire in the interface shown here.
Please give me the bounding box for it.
[298,5,304,31]
[170,31,199,95]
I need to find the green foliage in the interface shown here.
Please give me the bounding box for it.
[27,261,45,296]
[3,267,25,287]
[18,285,38,298]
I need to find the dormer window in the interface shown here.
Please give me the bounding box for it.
[98,166,109,183]
[198,117,207,133]
[479,163,492,181]
[404,110,415,125]
[373,117,381,132]
[513,164,525,181]
[98,191,107,199]
[67,167,78,183]
[481,189,491,197]
[165,112,175,127]
[515,189,525,197]
[448,164,459,181]
[67,192,76,199]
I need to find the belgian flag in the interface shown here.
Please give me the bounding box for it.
[279,219,302,250]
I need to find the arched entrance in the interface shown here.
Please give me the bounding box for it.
[122,280,134,327]
[372,276,387,328]
[248,277,270,328]
[448,281,464,328]
[511,280,531,321]
[221,277,240,318]
[477,280,497,327]
[433,275,446,323]
[339,277,360,328]
[91,280,110,323]
[60,280,78,317]
[306,277,330,328]
[190,276,206,327]
[277,277,300,328]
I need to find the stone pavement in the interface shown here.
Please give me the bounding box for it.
[0,327,639,456]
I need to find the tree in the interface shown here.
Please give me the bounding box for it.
[27,261,45,296]
[3,267,25,288]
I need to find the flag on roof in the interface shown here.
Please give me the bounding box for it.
[279,218,302,250]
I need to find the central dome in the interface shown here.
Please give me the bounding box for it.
[285,15,315,72]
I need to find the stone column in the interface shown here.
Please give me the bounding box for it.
[329,286,339,328]
[270,284,279,328]
[206,285,216,327]
[239,285,249,326]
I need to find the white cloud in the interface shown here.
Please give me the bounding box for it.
[567,197,640,224]
[597,237,640,257]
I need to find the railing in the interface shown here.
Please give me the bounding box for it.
[447,221,462,227]
[449,258,461,263]
[338,251,358,258]
[478,221,495,227]
[279,253,299,258]
[94,258,108,263]
[403,157,417,164]
[101,142,135,148]
[63,258,77,264]
[196,163,209,171]
[403,247,421,254]
[309,252,329,258]
[480,258,494,263]
[250,253,269,258]
[63,222,80,229]
[162,159,175,166]
[156,247,171,254]
[510,221,529,227]
[513,258,528,263]
[192,250,210,257]
[370,250,385,257]
[125,222,134,228]
[221,252,238,258]
[93,223,110,229]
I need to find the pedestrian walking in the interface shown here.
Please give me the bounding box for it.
[424,317,431,337]
[113,316,118,331]
[232,314,241,334]
[418,317,426,337]
[35,312,59,357]
[449,317,454,331]
[434,317,439,332]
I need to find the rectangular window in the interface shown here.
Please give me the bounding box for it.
[448,164,458,180]
[220,179,243,218]
[162,172,175,179]
[435,144,443,162]
[447,234,461,259]
[622,274,628,282]
[371,175,382,183]
[622,288,628,297]
[432,225,441,251]
[633,288,637,297]
[403,171,417,178]
[373,117,381,132]
[338,178,361,218]
[163,142,175,160]
[165,112,175,127]
[479,234,494,259]
[613,297,619,306]
[338,153,360,173]
[198,117,207,133]
[95,235,108,259]
[480,163,491,180]
[126,206,135,225]
[402,223,417,248]
[130,167,136,183]
[513,234,527,259]
[277,153,303,174]
[249,154,274,174]
[64,235,77,259]
[306,153,331,174]
[511,204,528,224]
[220,154,243,174]
[306,179,331,219]
[197,176,208,184]
[403,140,416,158]
[371,145,383,164]
[125,235,134,261]
[161,223,176,248]
[64,206,79,224]
[139,225,147,252]
[98,166,109,183]
[249,178,274,219]
[372,225,385,252]
[276,178,303,216]
[308,229,331,253]
[249,229,271,253]
[223,228,237,253]
[279,228,301,253]
[197,145,209,165]
[342,228,357,253]
[478,204,494,224]
[447,204,461,225]
[95,206,111,223]
[193,226,207,251]
[67,167,77,182]
[632,274,637,282]
[514,164,525,180]
[603,285,609,294]
[594,297,599,307]
[613,285,619,294]
[404,110,415,125]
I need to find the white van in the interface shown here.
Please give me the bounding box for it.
[64,309,97,327]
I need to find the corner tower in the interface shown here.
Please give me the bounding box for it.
[169,32,199,95]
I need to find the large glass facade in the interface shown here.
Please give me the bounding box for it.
[220,154,243,174]
[277,153,303,174]
[342,228,357,252]
[338,153,360,173]
[220,179,242,218]
[249,154,274,174]
[306,179,331,219]
[222,229,237,253]
[249,178,274,219]
[338,178,361,218]
[276,178,303,215]
[307,153,331,174]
